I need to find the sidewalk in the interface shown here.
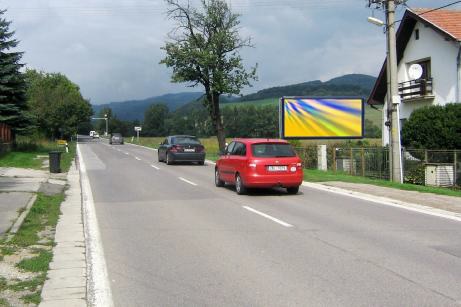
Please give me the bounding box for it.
[40,162,87,307]
[317,181,461,213]
[0,168,56,235]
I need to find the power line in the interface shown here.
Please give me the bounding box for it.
[408,0,461,15]
[6,0,349,15]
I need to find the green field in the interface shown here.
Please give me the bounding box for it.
[129,137,381,160]
[221,98,383,128]
[221,98,278,109]
[0,139,76,172]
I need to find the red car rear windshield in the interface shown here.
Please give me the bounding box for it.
[251,143,296,157]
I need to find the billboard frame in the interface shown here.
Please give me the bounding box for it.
[279,96,365,140]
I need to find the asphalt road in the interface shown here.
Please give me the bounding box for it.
[78,138,461,307]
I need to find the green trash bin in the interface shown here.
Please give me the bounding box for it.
[49,151,62,173]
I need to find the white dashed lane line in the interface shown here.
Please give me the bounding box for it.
[151,164,160,170]
[243,206,294,228]
[135,157,141,161]
[178,177,198,186]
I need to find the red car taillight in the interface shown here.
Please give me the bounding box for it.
[196,145,205,153]
[170,145,181,152]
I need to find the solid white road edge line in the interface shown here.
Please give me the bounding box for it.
[302,182,461,223]
[243,206,294,228]
[151,164,160,170]
[77,144,114,307]
[179,177,198,186]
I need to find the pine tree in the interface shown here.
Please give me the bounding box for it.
[0,9,30,138]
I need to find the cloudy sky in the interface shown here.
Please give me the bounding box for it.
[2,0,458,104]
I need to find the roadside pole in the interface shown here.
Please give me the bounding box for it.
[387,0,403,183]
[134,126,142,143]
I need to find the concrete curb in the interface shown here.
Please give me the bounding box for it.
[6,194,37,240]
[40,161,87,307]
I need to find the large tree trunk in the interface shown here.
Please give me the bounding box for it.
[207,91,226,151]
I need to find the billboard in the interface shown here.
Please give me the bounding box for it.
[280,97,364,139]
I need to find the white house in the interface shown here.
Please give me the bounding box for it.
[368,8,461,145]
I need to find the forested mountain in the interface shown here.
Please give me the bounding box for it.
[92,92,203,120]
[92,74,376,121]
[240,74,376,102]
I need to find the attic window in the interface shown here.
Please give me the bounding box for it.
[415,29,419,40]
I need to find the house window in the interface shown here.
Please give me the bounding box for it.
[417,59,431,81]
[399,59,432,99]
[415,29,419,40]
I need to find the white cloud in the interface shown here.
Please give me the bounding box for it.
[3,0,458,103]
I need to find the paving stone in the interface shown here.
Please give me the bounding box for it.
[40,298,86,307]
[47,267,86,279]
[52,252,86,263]
[42,276,86,289]
[41,286,86,300]
[49,259,86,270]
[52,246,85,255]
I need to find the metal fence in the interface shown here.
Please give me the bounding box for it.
[294,146,460,187]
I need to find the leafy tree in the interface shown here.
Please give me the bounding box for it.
[161,0,257,150]
[401,104,461,149]
[25,69,93,139]
[144,104,169,136]
[0,10,32,138]
[364,119,381,138]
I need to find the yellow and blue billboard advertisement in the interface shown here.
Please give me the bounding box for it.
[280,97,364,139]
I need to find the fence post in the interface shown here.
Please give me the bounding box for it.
[350,148,353,175]
[332,148,336,173]
[317,145,327,171]
[424,150,428,163]
[455,151,458,186]
[361,147,365,177]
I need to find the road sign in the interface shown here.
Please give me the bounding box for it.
[134,126,142,131]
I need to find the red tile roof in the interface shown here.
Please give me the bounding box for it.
[412,8,461,41]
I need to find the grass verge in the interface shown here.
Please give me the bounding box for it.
[0,140,76,172]
[10,193,63,247]
[0,193,64,306]
[304,169,461,197]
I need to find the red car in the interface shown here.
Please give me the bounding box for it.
[215,138,303,195]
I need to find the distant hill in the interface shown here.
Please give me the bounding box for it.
[94,74,377,121]
[240,74,376,102]
[92,92,204,121]
[175,74,377,115]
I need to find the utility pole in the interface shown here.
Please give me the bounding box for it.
[386,0,403,183]
[368,0,403,183]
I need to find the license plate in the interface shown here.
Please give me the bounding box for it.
[267,165,287,172]
[184,148,195,152]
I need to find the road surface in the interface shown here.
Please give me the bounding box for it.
[77,137,461,306]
